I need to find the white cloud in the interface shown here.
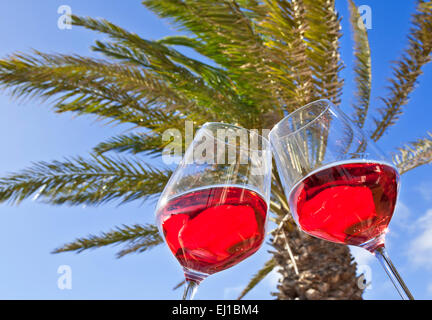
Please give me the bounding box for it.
[391,201,412,228]
[407,209,432,269]
[386,200,414,243]
[223,285,243,299]
[266,267,282,288]
[349,246,374,267]
[349,246,375,292]
[417,182,432,202]
[223,267,281,299]
[427,283,432,295]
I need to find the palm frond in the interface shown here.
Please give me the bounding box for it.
[73,14,225,83]
[393,132,432,174]
[92,41,220,120]
[0,51,183,128]
[303,0,344,105]
[371,0,432,141]
[72,15,260,126]
[173,280,186,290]
[52,224,163,258]
[259,0,315,110]
[258,0,343,115]
[93,132,166,156]
[348,0,372,128]
[0,154,171,206]
[142,1,282,125]
[237,257,277,299]
[141,0,262,70]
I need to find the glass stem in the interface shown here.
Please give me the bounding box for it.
[373,246,414,300]
[182,280,199,300]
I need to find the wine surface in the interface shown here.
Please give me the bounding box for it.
[289,161,399,246]
[159,186,267,275]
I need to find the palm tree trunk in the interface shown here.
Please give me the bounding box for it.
[271,217,363,300]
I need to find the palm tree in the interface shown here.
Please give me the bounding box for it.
[0,0,431,300]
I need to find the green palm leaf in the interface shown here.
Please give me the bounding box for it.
[73,15,258,126]
[93,132,166,156]
[142,0,282,123]
[371,0,432,141]
[0,154,171,206]
[52,224,163,258]
[237,257,276,300]
[393,132,432,174]
[0,52,182,128]
[303,0,344,105]
[348,0,372,128]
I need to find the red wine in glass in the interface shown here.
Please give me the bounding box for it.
[289,161,399,249]
[158,186,267,280]
[155,122,272,299]
[270,100,414,299]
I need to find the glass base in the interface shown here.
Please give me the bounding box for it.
[183,267,208,284]
[358,234,414,300]
[358,233,386,253]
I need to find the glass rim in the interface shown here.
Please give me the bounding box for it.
[269,99,332,141]
[200,122,271,151]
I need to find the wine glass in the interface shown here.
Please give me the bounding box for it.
[155,122,272,299]
[269,100,414,300]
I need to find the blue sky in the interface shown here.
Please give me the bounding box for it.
[0,0,430,300]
